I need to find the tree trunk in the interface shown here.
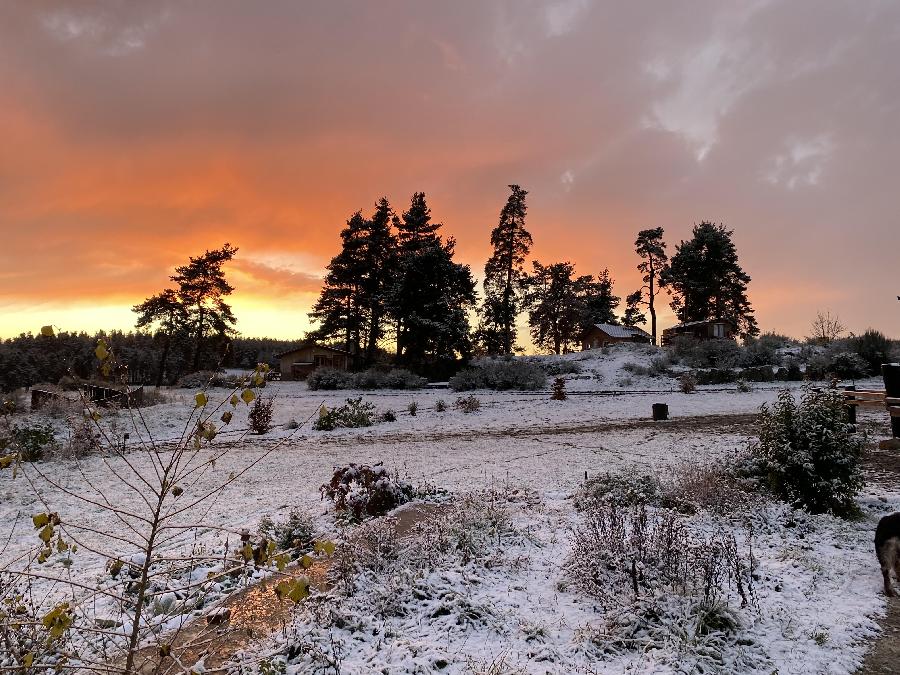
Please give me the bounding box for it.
[191,306,204,372]
[155,334,170,388]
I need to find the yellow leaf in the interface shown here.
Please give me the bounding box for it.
[230,394,239,407]
[195,392,208,408]
[32,513,49,529]
[23,652,33,667]
[40,325,55,337]
[221,411,233,425]
[95,342,109,361]
[314,540,336,556]
[300,554,313,569]
[241,388,255,404]
[39,524,53,544]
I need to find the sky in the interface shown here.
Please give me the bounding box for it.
[1,0,898,344]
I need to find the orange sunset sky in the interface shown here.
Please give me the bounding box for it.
[1,1,898,344]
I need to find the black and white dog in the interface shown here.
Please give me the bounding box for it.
[876,513,900,596]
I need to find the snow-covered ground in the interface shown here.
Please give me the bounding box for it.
[0,345,893,673]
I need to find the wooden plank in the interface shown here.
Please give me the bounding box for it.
[847,400,889,408]
[890,406,900,418]
[886,397,900,406]
[843,390,886,399]
[879,438,900,450]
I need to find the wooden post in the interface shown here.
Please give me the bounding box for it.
[652,403,669,421]
[883,364,900,445]
[844,385,856,425]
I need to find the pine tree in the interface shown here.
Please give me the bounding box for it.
[308,212,370,360]
[579,268,620,331]
[132,288,189,386]
[660,222,759,338]
[169,243,238,372]
[361,198,398,364]
[479,185,532,355]
[633,227,668,344]
[388,193,477,369]
[522,261,593,354]
[621,290,647,328]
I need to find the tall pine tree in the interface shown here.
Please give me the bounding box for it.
[660,222,758,338]
[621,290,647,328]
[308,212,370,359]
[133,288,189,386]
[388,192,477,369]
[632,227,668,344]
[478,185,532,355]
[361,198,398,364]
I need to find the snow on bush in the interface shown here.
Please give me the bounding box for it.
[312,397,376,431]
[320,463,414,522]
[449,357,546,391]
[743,387,864,517]
[306,367,425,390]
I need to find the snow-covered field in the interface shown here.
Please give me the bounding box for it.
[0,345,894,673]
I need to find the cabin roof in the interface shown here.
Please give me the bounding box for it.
[589,323,652,339]
[275,343,350,358]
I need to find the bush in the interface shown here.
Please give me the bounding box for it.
[550,377,567,400]
[258,508,315,550]
[7,423,57,462]
[669,338,742,368]
[576,473,661,510]
[775,361,803,382]
[806,351,868,381]
[305,367,354,390]
[434,399,447,413]
[648,355,672,377]
[306,367,426,390]
[852,329,895,375]
[64,417,102,458]
[739,338,782,368]
[379,409,397,423]
[695,368,737,385]
[248,395,275,434]
[313,398,376,431]
[407,401,418,416]
[736,379,751,393]
[621,362,649,376]
[679,373,697,393]
[177,370,242,389]
[454,395,481,413]
[533,358,581,376]
[742,365,775,383]
[320,463,414,522]
[449,357,546,391]
[744,388,864,517]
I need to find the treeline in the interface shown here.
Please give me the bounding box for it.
[0,333,304,392]
[308,185,759,367]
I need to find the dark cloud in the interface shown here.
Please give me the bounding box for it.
[0,0,897,339]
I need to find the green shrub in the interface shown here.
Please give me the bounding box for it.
[449,357,546,391]
[306,367,425,390]
[9,423,57,462]
[248,394,275,434]
[745,388,864,517]
[533,358,581,376]
[454,395,481,413]
[852,329,895,375]
[258,508,315,550]
[695,368,737,385]
[313,397,376,431]
[806,351,868,381]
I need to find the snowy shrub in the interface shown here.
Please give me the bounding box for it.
[739,337,782,367]
[407,400,418,416]
[744,387,864,517]
[679,373,698,393]
[668,337,742,368]
[434,398,447,412]
[248,394,275,434]
[533,358,581,376]
[805,350,868,381]
[63,417,102,458]
[695,368,737,385]
[648,355,672,376]
[449,358,546,391]
[352,367,426,390]
[177,370,242,389]
[742,365,776,382]
[320,462,414,522]
[305,367,354,390]
[455,395,481,413]
[313,398,376,431]
[621,361,649,376]
[576,472,661,510]
[283,417,299,430]
[307,367,426,390]
[736,379,751,393]
[566,501,752,612]
[379,409,397,423]
[774,361,804,381]
[258,508,316,551]
[663,462,753,516]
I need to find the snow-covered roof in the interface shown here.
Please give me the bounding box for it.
[590,323,651,339]
[667,319,734,330]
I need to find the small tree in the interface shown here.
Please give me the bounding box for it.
[808,310,845,345]
[551,377,567,400]
[748,388,864,517]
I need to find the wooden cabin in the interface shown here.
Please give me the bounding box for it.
[582,323,653,350]
[661,319,735,346]
[277,343,350,381]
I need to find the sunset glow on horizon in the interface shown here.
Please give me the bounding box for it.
[1,1,898,344]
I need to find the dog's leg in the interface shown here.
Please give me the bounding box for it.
[881,542,898,597]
